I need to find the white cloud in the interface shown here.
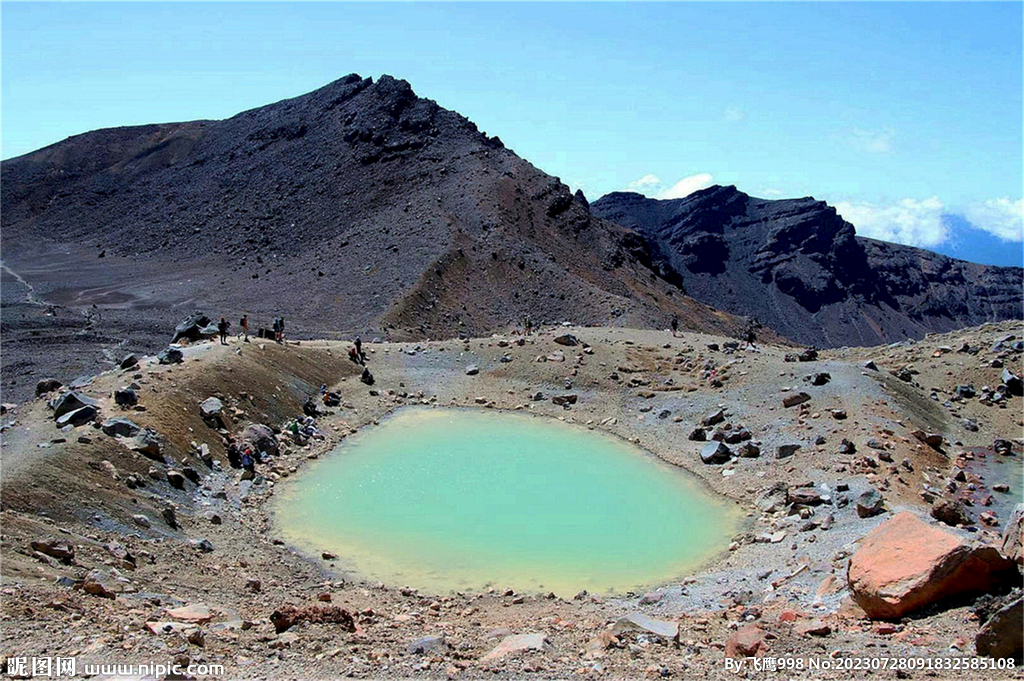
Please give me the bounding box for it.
[963,198,1024,242]
[628,174,661,192]
[761,188,784,198]
[850,127,895,154]
[626,172,714,200]
[723,106,745,122]
[656,173,715,200]
[835,196,947,248]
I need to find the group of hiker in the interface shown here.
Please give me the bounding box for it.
[225,437,267,479]
[214,314,285,345]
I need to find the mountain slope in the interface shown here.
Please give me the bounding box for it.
[1,75,751,371]
[592,187,1023,347]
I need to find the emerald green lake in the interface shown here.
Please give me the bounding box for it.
[275,408,740,595]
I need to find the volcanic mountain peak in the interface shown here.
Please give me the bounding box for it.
[1,74,761,400]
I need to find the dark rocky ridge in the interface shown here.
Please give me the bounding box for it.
[1,74,751,400]
[591,187,1023,348]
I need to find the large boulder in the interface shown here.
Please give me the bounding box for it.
[157,347,184,364]
[931,499,973,527]
[856,488,885,518]
[847,512,1018,620]
[130,429,163,460]
[171,313,218,344]
[35,378,63,397]
[1002,504,1024,565]
[101,417,141,438]
[700,441,731,465]
[240,423,278,457]
[113,387,138,407]
[50,391,98,419]
[976,596,1023,661]
[1002,369,1023,397]
[55,405,98,428]
[200,397,224,426]
[31,537,75,563]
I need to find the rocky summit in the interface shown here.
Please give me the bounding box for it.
[1,75,755,402]
[592,186,1023,348]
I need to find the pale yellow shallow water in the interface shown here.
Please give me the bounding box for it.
[275,408,741,595]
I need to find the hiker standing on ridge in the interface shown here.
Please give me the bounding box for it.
[218,317,230,345]
[276,316,285,343]
[355,336,365,363]
[239,314,250,342]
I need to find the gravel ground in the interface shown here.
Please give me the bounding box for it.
[0,322,1021,679]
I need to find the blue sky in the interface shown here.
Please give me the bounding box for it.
[3,2,1022,266]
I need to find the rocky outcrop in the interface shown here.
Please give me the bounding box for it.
[592,188,1023,347]
[847,512,1017,620]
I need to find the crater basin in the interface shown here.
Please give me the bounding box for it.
[275,408,741,595]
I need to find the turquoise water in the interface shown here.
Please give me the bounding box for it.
[275,408,740,595]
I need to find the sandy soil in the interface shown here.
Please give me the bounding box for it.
[1,321,1022,679]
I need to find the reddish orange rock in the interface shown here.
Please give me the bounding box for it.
[725,624,765,658]
[847,512,1016,620]
[778,610,800,622]
[794,619,832,637]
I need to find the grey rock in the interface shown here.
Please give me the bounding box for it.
[171,313,217,344]
[56,405,97,428]
[162,507,179,529]
[856,488,885,518]
[611,613,679,640]
[1002,369,1023,396]
[737,441,761,458]
[157,347,184,364]
[113,387,137,407]
[31,537,75,563]
[130,429,162,459]
[782,392,811,408]
[702,409,725,426]
[240,423,279,457]
[200,397,223,420]
[191,538,214,553]
[167,470,187,489]
[931,499,973,527]
[976,596,1023,661]
[101,417,141,438]
[465,365,480,376]
[35,378,63,396]
[51,391,98,419]
[700,441,731,465]
[408,635,448,655]
[776,443,801,459]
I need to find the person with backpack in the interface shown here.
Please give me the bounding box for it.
[239,314,250,342]
[218,317,230,345]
